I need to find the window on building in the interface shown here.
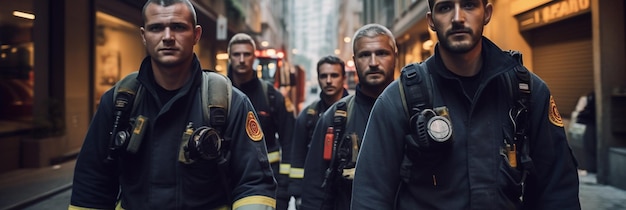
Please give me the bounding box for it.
[0,1,35,134]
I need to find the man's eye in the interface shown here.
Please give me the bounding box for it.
[147,25,164,32]
[376,51,390,56]
[436,5,452,12]
[357,53,370,58]
[330,73,340,78]
[170,24,187,31]
[243,52,252,57]
[462,2,477,9]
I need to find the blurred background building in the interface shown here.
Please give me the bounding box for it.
[0,0,624,191]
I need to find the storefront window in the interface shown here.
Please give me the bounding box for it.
[94,12,145,110]
[0,1,35,134]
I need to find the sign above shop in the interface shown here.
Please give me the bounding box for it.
[516,0,590,31]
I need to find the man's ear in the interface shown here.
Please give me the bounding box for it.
[427,12,436,31]
[194,25,202,44]
[483,3,493,25]
[140,27,146,45]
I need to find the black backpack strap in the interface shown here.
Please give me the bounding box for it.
[400,61,433,117]
[113,71,143,117]
[261,81,279,126]
[304,101,320,138]
[201,71,231,133]
[503,51,534,182]
[105,72,143,162]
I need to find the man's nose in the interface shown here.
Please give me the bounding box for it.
[163,27,173,40]
[452,4,465,23]
[369,53,379,66]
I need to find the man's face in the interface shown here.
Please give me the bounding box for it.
[318,63,345,98]
[141,3,201,67]
[352,35,396,89]
[228,43,256,75]
[427,0,491,54]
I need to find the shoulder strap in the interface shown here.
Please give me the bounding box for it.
[201,71,232,131]
[399,61,433,118]
[304,101,320,127]
[503,50,535,179]
[344,95,356,126]
[261,80,278,123]
[113,71,143,116]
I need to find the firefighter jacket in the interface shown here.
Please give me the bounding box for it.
[229,75,296,199]
[288,89,349,198]
[301,86,376,210]
[70,55,277,209]
[351,38,580,210]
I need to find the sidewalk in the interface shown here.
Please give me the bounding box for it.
[0,160,75,210]
[578,170,626,210]
[0,160,625,210]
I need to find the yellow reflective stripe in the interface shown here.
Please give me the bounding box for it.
[290,167,304,179]
[233,195,276,209]
[68,204,119,210]
[279,163,291,175]
[68,205,101,210]
[268,151,280,164]
[212,205,230,210]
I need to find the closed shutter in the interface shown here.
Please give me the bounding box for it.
[530,13,592,118]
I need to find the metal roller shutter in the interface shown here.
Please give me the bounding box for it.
[530,13,592,118]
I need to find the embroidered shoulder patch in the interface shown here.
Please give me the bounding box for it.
[246,111,264,141]
[548,96,564,127]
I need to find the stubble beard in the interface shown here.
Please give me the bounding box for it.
[436,28,482,54]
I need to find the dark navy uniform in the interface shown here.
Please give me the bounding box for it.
[289,90,348,200]
[230,74,296,209]
[301,86,375,210]
[71,56,276,209]
[352,38,580,209]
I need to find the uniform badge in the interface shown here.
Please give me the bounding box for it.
[285,97,295,113]
[306,108,316,115]
[246,111,264,141]
[548,96,564,127]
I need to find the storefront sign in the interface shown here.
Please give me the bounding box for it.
[516,0,590,31]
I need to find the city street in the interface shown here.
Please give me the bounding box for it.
[1,158,625,210]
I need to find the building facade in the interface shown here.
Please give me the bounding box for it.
[0,0,287,174]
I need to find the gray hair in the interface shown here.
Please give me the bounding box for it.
[352,24,397,55]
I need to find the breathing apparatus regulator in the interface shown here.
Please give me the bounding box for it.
[408,106,453,152]
[179,124,225,164]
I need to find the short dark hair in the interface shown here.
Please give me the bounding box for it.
[428,0,488,11]
[142,0,197,26]
[316,55,346,76]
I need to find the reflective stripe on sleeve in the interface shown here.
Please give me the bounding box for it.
[289,167,304,179]
[279,163,291,175]
[268,151,280,164]
[233,195,276,210]
[68,204,120,210]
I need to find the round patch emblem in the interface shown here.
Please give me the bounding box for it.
[427,116,453,142]
[548,96,564,127]
[246,111,263,141]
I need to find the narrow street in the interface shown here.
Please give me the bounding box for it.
[1,150,625,210]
